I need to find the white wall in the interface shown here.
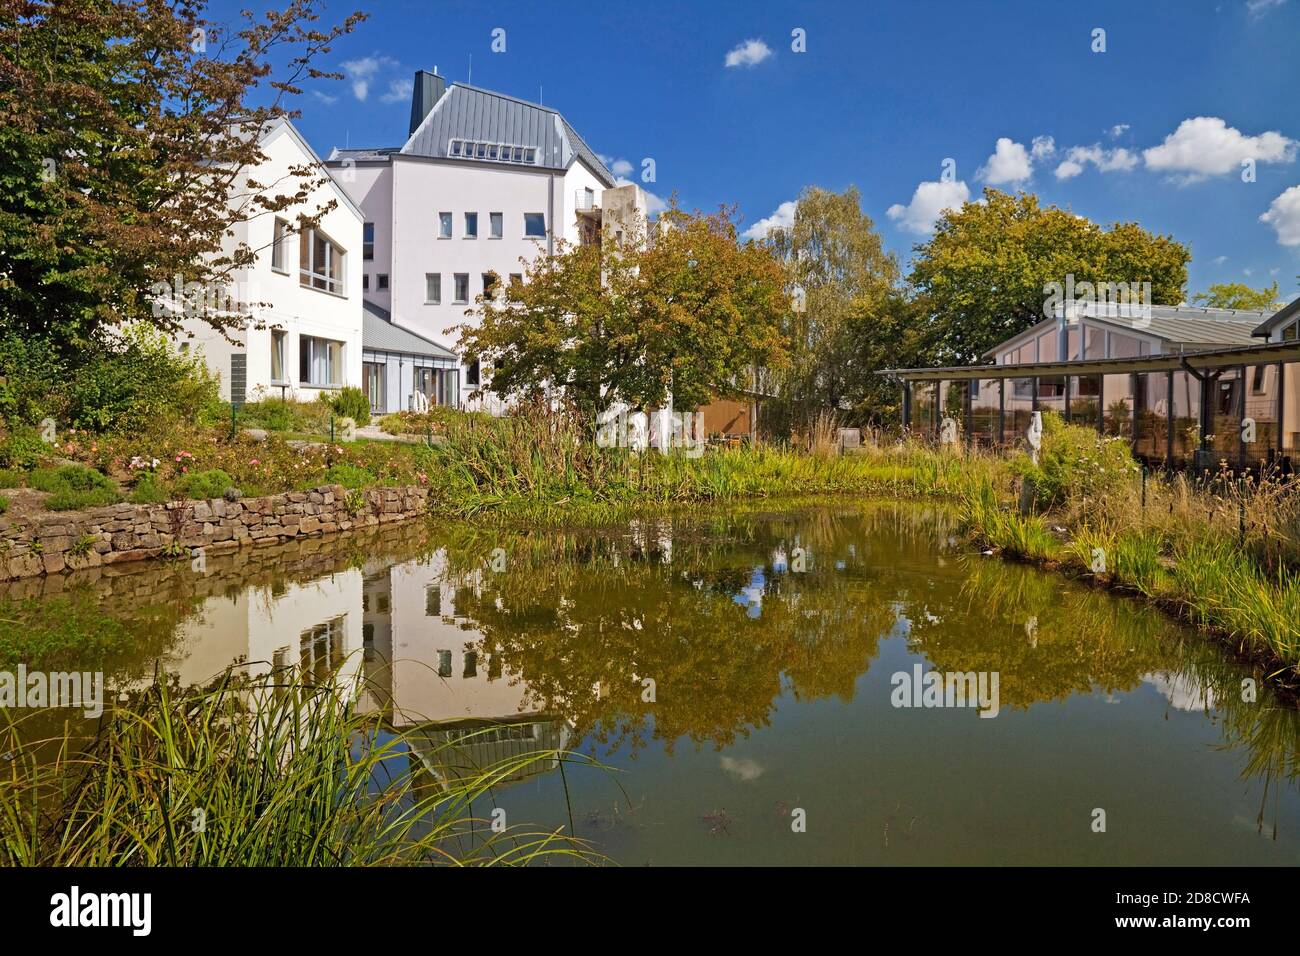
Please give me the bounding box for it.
[180,121,364,403]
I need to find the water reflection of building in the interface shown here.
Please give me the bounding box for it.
[363,549,567,782]
[164,569,366,690]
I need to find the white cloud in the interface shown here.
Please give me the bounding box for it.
[1054,144,1138,179]
[1247,0,1287,18]
[743,199,797,240]
[1212,255,1228,266]
[886,179,970,234]
[311,90,339,106]
[1110,123,1130,138]
[1030,135,1056,160]
[724,38,773,68]
[720,756,765,782]
[1143,116,1296,182]
[378,78,408,104]
[1260,184,1300,245]
[341,55,398,101]
[599,155,634,178]
[978,137,1033,185]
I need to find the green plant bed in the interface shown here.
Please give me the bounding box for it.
[172,468,234,501]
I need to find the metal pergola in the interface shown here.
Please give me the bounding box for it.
[878,341,1300,473]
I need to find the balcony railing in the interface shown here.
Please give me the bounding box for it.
[575,190,598,212]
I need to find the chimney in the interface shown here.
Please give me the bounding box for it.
[408,68,447,137]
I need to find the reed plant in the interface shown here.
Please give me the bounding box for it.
[0,667,597,866]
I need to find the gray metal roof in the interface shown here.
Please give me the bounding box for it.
[400,84,615,186]
[1251,296,1300,337]
[984,303,1272,358]
[880,340,1300,382]
[362,301,458,360]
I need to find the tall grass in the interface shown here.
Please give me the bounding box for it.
[424,401,998,524]
[0,667,597,866]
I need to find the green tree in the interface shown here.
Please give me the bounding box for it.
[455,204,790,424]
[908,189,1190,364]
[1190,281,1282,311]
[0,0,364,355]
[760,186,898,426]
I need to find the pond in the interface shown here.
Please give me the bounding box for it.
[2,502,1298,865]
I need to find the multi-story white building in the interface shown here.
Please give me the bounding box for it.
[175,117,365,405]
[327,70,645,414]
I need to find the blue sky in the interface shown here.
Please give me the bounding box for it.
[215,0,1300,301]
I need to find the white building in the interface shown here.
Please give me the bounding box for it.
[176,118,365,405]
[327,70,645,414]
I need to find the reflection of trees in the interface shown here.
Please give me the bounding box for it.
[438,509,916,754]
[897,558,1178,707]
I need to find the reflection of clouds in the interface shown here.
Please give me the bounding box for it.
[733,566,766,619]
[1143,672,1214,712]
[772,548,789,573]
[720,755,765,782]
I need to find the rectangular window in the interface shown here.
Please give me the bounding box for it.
[487,144,499,160]
[363,222,375,260]
[270,330,286,383]
[439,212,452,238]
[425,585,441,616]
[509,273,522,288]
[475,142,487,159]
[489,212,503,238]
[300,616,346,681]
[482,272,498,297]
[464,212,478,238]
[450,141,462,157]
[377,274,389,290]
[362,274,369,292]
[425,273,441,304]
[299,335,344,386]
[465,358,481,386]
[524,212,546,238]
[271,217,290,272]
[453,273,469,304]
[523,148,535,163]
[512,146,524,162]
[298,225,345,295]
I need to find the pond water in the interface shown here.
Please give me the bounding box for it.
[3,502,1298,865]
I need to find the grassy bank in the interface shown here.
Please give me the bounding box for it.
[952,415,1300,689]
[0,667,596,866]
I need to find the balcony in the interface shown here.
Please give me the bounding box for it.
[575,190,599,213]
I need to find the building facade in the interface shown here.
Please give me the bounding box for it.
[327,70,645,414]
[176,118,365,405]
[885,299,1300,473]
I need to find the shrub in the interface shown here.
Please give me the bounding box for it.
[0,326,222,435]
[45,487,120,511]
[173,469,234,501]
[0,468,21,488]
[0,495,7,514]
[0,428,49,470]
[29,465,114,494]
[1012,412,1137,511]
[329,386,371,427]
[129,474,170,505]
[323,462,375,489]
[245,400,295,432]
